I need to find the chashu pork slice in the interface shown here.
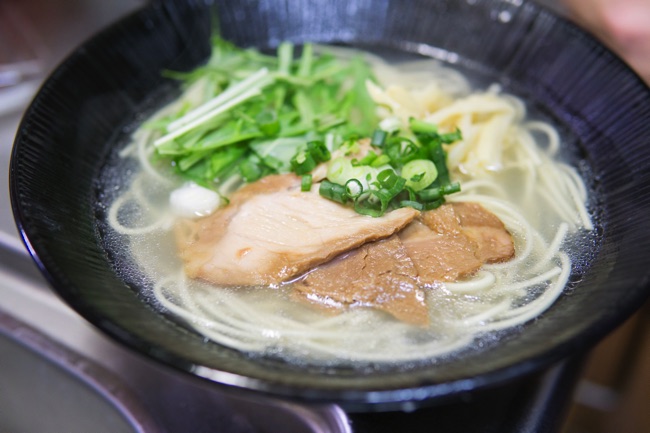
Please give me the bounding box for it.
[293,235,429,326]
[176,174,419,286]
[399,202,514,284]
[450,202,515,264]
[399,219,482,284]
[292,202,513,325]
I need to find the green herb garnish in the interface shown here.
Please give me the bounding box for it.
[153,37,462,217]
[153,37,378,190]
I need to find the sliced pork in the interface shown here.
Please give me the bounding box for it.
[399,202,514,284]
[176,172,514,326]
[292,201,513,323]
[293,235,428,326]
[176,174,419,286]
[399,219,483,283]
[450,202,515,263]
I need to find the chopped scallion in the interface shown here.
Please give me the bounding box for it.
[345,178,364,198]
[401,159,438,191]
[319,180,348,204]
[301,174,313,191]
[371,129,387,147]
[290,150,316,175]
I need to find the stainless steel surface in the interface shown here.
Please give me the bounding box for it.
[0,312,160,433]
[0,2,350,432]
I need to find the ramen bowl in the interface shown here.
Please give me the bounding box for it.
[10,0,650,410]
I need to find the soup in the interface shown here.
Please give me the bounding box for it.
[101,40,593,364]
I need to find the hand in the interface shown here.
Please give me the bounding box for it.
[562,0,650,84]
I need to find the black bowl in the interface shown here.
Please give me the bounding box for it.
[10,0,650,410]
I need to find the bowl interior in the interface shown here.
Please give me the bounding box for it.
[10,0,650,409]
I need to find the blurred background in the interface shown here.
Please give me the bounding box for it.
[1,1,648,432]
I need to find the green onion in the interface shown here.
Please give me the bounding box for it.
[354,191,383,217]
[424,199,445,210]
[345,179,364,198]
[427,141,450,185]
[355,151,378,166]
[317,122,462,216]
[327,158,351,184]
[289,140,331,176]
[319,180,348,204]
[417,182,461,201]
[399,200,424,210]
[401,159,438,191]
[354,189,393,217]
[371,129,388,147]
[409,117,438,135]
[377,169,405,193]
[370,154,391,167]
[306,140,331,164]
[440,128,462,143]
[290,149,316,175]
[301,174,313,191]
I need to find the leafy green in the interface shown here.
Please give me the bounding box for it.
[153,37,463,217]
[153,37,379,188]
